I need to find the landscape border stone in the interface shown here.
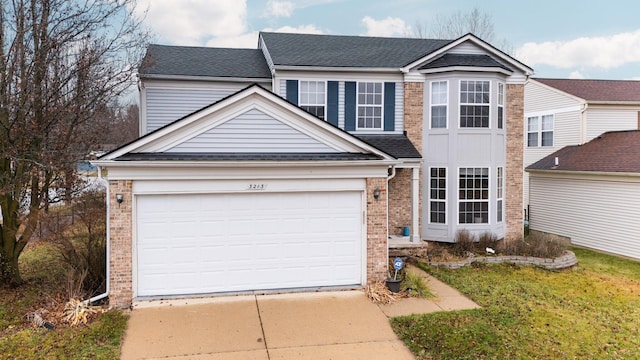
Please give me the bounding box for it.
[424,250,578,270]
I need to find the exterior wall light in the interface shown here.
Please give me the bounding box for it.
[116,194,124,205]
[373,188,381,200]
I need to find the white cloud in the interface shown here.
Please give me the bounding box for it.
[361,16,410,37]
[134,0,248,46]
[568,71,585,79]
[263,1,295,18]
[266,25,324,34]
[516,29,640,69]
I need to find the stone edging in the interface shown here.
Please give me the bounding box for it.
[427,250,578,270]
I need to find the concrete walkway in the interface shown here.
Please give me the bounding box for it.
[120,267,479,359]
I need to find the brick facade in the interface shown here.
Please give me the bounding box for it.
[366,177,389,283]
[404,82,424,154]
[505,84,525,240]
[109,180,133,309]
[388,168,412,235]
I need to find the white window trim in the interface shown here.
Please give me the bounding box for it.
[356,81,384,131]
[428,166,447,225]
[497,166,504,223]
[527,114,554,147]
[458,80,492,129]
[429,80,448,129]
[298,80,327,120]
[457,166,491,225]
[497,82,505,130]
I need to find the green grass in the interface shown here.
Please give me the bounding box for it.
[391,247,640,359]
[0,242,128,359]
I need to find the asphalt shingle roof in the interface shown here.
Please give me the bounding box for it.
[139,45,272,79]
[115,152,382,161]
[420,54,512,72]
[535,78,640,102]
[260,32,452,68]
[355,135,422,159]
[526,130,640,173]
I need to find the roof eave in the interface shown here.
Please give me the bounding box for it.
[92,159,401,168]
[419,66,513,76]
[138,73,272,83]
[586,100,640,106]
[273,65,401,73]
[526,168,640,177]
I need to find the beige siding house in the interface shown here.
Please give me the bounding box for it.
[527,130,640,260]
[523,78,640,208]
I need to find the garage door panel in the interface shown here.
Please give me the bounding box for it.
[136,191,363,297]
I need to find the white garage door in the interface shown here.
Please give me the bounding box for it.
[136,191,363,297]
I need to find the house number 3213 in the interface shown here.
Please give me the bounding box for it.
[247,184,266,190]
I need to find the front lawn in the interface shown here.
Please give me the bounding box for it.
[391,248,640,359]
[0,242,128,359]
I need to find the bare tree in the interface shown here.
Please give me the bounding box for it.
[409,8,512,54]
[0,0,148,286]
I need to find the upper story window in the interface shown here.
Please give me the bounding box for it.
[300,81,326,120]
[460,80,490,128]
[430,81,448,129]
[497,83,504,129]
[527,115,554,147]
[357,82,383,129]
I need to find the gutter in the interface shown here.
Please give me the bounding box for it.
[83,166,110,305]
[385,165,397,266]
[580,102,589,144]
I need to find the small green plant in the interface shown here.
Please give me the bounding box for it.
[401,272,434,298]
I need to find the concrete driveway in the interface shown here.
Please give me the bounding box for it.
[120,291,416,360]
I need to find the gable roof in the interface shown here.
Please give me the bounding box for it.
[534,78,640,103]
[355,135,421,159]
[259,32,452,69]
[139,45,271,79]
[526,130,640,173]
[96,84,397,164]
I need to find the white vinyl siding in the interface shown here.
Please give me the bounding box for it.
[145,83,256,133]
[529,174,640,261]
[166,109,336,153]
[524,80,582,113]
[585,108,640,142]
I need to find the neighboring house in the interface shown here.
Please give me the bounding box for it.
[523,78,640,208]
[94,32,532,308]
[526,130,640,260]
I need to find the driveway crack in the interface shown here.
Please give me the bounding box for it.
[254,294,270,360]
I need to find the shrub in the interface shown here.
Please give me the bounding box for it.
[48,190,107,298]
[401,272,433,298]
[452,229,476,257]
[500,233,566,258]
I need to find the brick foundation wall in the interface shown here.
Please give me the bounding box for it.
[388,168,412,235]
[366,178,388,283]
[109,180,133,309]
[505,84,524,241]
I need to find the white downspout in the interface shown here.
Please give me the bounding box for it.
[580,102,589,144]
[84,166,110,305]
[386,165,397,242]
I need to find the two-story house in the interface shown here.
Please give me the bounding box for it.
[95,32,532,308]
[523,78,640,208]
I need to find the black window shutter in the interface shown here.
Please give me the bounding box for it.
[345,81,356,131]
[327,81,339,127]
[384,82,396,131]
[286,80,298,105]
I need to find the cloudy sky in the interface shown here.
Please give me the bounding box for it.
[134,0,640,80]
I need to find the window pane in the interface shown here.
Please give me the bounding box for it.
[429,167,446,224]
[431,105,447,128]
[528,133,539,147]
[541,131,553,146]
[542,115,553,130]
[458,167,489,224]
[527,117,538,131]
